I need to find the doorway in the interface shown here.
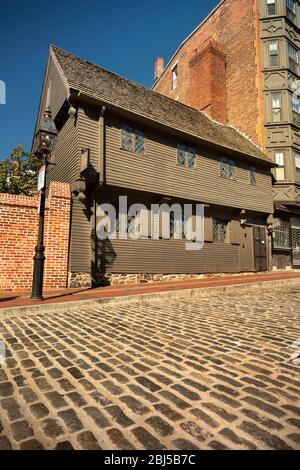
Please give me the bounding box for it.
[253,226,267,272]
[240,225,254,272]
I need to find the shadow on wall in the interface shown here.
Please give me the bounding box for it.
[91,229,117,286]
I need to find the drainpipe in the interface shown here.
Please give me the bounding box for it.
[98,105,106,185]
[90,105,106,287]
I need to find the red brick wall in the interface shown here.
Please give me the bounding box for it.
[153,0,265,148]
[0,182,71,291]
[189,38,227,123]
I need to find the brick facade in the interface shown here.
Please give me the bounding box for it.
[153,0,265,147]
[189,38,227,123]
[0,182,71,291]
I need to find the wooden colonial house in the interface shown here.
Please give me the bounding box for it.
[32,47,275,287]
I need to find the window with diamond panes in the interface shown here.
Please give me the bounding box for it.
[250,166,256,185]
[220,157,235,179]
[177,145,196,168]
[213,218,227,243]
[115,213,140,237]
[121,126,133,151]
[273,217,290,249]
[220,157,228,178]
[169,211,185,239]
[135,130,145,154]
[121,126,145,155]
[291,218,300,265]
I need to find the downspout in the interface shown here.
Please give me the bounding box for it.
[99,105,106,185]
[91,105,106,287]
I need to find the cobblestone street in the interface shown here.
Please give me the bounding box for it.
[0,285,300,450]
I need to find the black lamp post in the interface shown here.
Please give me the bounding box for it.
[31,106,58,300]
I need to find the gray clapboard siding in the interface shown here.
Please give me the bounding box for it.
[105,117,273,214]
[96,239,240,274]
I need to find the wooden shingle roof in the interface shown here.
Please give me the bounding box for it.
[51,46,274,166]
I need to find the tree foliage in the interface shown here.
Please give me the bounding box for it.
[0,145,40,196]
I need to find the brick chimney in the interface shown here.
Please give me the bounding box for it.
[154,57,164,81]
[189,38,227,123]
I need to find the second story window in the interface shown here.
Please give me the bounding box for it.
[275,151,285,180]
[121,126,145,155]
[292,95,300,114]
[220,157,236,179]
[286,0,296,17]
[267,0,276,15]
[177,145,196,168]
[288,43,299,72]
[269,41,279,67]
[272,93,282,121]
[213,218,228,243]
[172,64,178,91]
[250,166,257,185]
[295,152,300,176]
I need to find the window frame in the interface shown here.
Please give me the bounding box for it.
[272,92,282,121]
[292,94,300,114]
[295,152,300,176]
[249,166,257,186]
[121,126,146,155]
[269,40,279,67]
[213,218,228,243]
[275,150,285,181]
[267,0,276,16]
[172,64,178,91]
[286,0,296,15]
[176,145,197,169]
[220,157,236,180]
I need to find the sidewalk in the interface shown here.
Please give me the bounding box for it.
[1,271,300,314]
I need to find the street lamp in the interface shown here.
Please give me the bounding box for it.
[31,106,58,300]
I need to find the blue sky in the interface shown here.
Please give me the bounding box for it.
[0,0,219,160]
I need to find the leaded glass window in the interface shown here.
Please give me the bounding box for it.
[250,166,256,185]
[177,145,196,168]
[170,211,185,239]
[177,145,186,166]
[228,160,235,179]
[220,157,228,178]
[121,126,133,151]
[220,157,235,179]
[187,148,196,168]
[213,218,228,243]
[135,130,145,154]
[121,126,145,155]
[273,216,290,249]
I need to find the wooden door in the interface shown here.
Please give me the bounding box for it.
[253,226,267,272]
[240,225,254,272]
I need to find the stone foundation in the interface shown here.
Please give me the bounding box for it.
[93,273,206,287]
[69,271,275,288]
[68,272,92,288]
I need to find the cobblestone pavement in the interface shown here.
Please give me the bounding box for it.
[0,285,300,450]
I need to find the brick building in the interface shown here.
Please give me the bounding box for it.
[153,0,300,269]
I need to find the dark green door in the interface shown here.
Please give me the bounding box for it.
[253,226,267,272]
